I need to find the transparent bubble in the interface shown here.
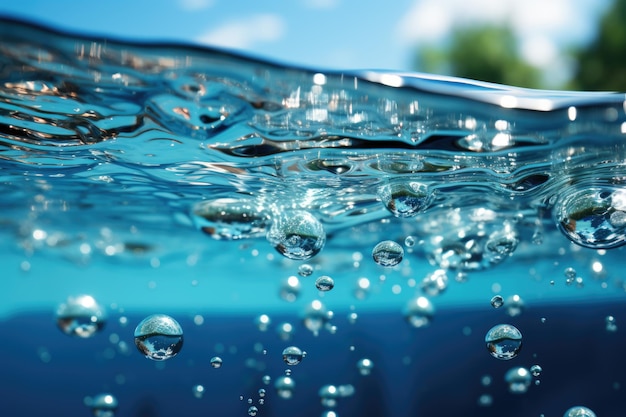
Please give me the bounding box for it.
[319,384,339,408]
[315,275,335,292]
[280,276,301,302]
[303,300,329,336]
[404,235,416,248]
[357,358,374,376]
[262,375,271,385]
[420,269,448,296]
[298,263,314,277]
[134,314,183,361]
[210,356,223,369]
[477,394,493,407]
[485,324,522,360]
[563,406,597,417]
[248,405,258,416]
[378,181,432,218]
[490,295,504,309]
[530,364,543,377]
[404,296,435,328]
[255,314,271,331]
[277,322,295,341]
[192,384,205,399]
[275,375,295,399]
[564,267,577,280]
[56,294,106,338]
[555,186,626,249]
[267,210,326,260]
[606,315,618,332]
[85,393,118,417]
[282,346,304,365]
[505,366,531,394]
[191,198,270,240]
[372,240,404,267]
[483,225,518,264]
[258,388,266,398]
[505,294,525,317]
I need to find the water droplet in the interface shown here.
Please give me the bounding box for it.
[282,346,304,365]
[315,275,335,292]
[85,393,118,417]
[505,366,531,394]
[298,263,314,277]
[275,375,295,399]
[192,384,205,398]
[56,294,106,338]
[357,358,374,376]
[192,198,270,240]
[134,314,183,361]
[563,406,596,417]
[505,294,525,317]
[420,269,448,296]
[267,210,326,260]
[606,315,618,332]
[210,356,223,368]
[372,240,404,267]
[404,235,416,247]
[404,296,435,328]
[555,186,626,249]
[530,364,542,377]
[485,324,522,360]
[378,181,432,217]
[490,295,504,308]
[248,405,258,416]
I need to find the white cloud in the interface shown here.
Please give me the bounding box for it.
[197,14,286,50]
[179,0,214,11]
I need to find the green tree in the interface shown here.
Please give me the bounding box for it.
[571,0,626,91]
[414,25,542,89]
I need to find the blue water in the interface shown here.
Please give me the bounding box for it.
[1,17,626,417]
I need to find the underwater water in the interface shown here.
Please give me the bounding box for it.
[2,16,626,417]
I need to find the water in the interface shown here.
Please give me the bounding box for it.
[2,16,626,417]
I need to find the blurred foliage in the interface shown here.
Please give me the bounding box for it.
[413,0,626,91]
[570,0,626,91]
[414,25,542,88]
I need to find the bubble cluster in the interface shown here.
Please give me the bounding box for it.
[282,346,304,365]
[485,324,522,360]
[378,181,432,217]
[134,314,184,361]
[555,186,626,249]
[372,240,404,267]
[56,295,107,338]
[420,269,448,296]
[266,210,326,260]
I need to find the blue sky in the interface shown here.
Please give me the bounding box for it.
[0,0,612,86]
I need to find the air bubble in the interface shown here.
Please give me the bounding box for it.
[404,296,435,328]
[357,358,374,375]
[420,269,448,296]
[505,294,524,317]
[85,393,118,417]
[282,346,304,365]
[267,210,326,260]
[192,198,270,240]
[210,356,223,368]
[56,295,106,338]
[192,384,205,399]
[378,181,432,217]
[485,324,522,360]
[606,315,618,332]
[505,366,531,394]
[134,314,183,361]
[275,375,295,399]
[405,235,416,247]
[298,263,314,277]
[555,186,626,249]
[490,295,504,308]
[563,406,596,417]
[315,275,335,292]
[372,240,404,267]
[303,300,329,336]
[280,276,301,302]
[248,405,258,416]
[530,364,542,377]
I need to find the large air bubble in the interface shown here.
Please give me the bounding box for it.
[267,210,326,260]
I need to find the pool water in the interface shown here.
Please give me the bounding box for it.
[1,17,626,417]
